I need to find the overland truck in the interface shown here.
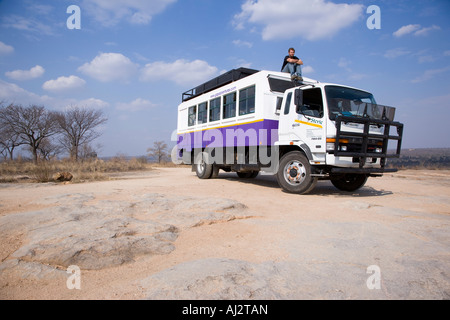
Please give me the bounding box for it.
[175,68,403,194]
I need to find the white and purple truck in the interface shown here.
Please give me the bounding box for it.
[175,68,403,194]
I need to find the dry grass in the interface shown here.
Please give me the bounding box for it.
[0,157,168,183]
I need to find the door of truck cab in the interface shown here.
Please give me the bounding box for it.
[278,87,326,153]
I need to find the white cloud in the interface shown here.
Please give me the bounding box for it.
[232,40,253,48]
[140,59,218,86]
[233,59,252,69]
[42,75,86,92]
[5,65,45,81]
[78,52,138,82]
[338,57,351,69]
[302,65,314,75]
[3,14,54,36]
[0,41,14,55]
[26,4,54,15]
[78,98,109,109]
[0,79,108,111]
[393,24,440,37]
[233,0,364,41]
[82,0,177,26]
[0,79,42,104]
[411,66,450,83]
[384,48,411,59]
[116,98,156,112]
[393,24,421,37]
[414,25,440,37]
[417,55,435,64]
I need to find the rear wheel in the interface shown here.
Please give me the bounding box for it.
[331,174,368,192]
[195,152,213,179]
[276,151,317,194]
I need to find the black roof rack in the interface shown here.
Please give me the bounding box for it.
[182,67,260,102]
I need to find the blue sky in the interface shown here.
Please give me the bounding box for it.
[0,0,449,157]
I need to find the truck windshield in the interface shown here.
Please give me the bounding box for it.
[325,85,395,121]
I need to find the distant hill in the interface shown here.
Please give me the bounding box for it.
[387,148,450,169]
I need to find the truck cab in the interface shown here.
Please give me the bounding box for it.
[275,83,403,193]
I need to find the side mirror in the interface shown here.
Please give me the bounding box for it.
[294,89,303,106]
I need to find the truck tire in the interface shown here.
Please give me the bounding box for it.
[236,171,259,179]
[276,151,317,194]
[331,174,368,192]
[195,152,213,179]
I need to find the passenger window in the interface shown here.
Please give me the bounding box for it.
[284,93,292,115]
[209,97,221,122]
[188,106,196,126]
[239,85,256,116]
[197,102,208,124]
[276,97,283,112]
[223,92,237,119]
[297,88,323,118]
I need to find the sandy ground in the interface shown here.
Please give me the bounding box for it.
[0,167,449,300]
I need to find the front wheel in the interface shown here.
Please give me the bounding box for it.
[276,151,317,194]
[330,174,368,192]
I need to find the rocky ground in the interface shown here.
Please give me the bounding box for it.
[0,168,449,299]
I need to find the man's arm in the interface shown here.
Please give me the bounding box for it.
[287,57,303,65]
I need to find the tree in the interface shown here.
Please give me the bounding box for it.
[0,104,24,161]
[37,137,63,161]
[147,141,168,164]
[0,104,59,163]
[56,106,107,161]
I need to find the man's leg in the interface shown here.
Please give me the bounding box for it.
[282,63,295,74]
[293,64,303,81]
[282,63,298,80]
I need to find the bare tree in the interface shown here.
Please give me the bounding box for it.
[0,104,24,161]
[0,123,22,161]
[78,143,100,160]
[147,141,169,164]
[0,104,59,163]
[37,137,63,161]
[56,106,107,161]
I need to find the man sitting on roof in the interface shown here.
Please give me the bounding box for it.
[281,47,303,81]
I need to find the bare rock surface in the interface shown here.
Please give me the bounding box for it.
[0,168,449,299]
[0,192,249,272]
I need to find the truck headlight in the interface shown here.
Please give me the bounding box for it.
[326,143,335,151]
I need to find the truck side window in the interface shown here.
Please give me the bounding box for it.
[188,106,196,126]
[284,92,292,115]
[198,102,208,124]
[209,97,221,122]
[239,85,256,115]
[298,88,323,118]
[223,92,237,119]
[276,97,283,112]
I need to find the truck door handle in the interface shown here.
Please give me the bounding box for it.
[292,123,300,127]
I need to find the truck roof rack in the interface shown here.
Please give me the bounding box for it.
[182,67,260,102]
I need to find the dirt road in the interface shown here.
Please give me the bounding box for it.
[0,168,449,299]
